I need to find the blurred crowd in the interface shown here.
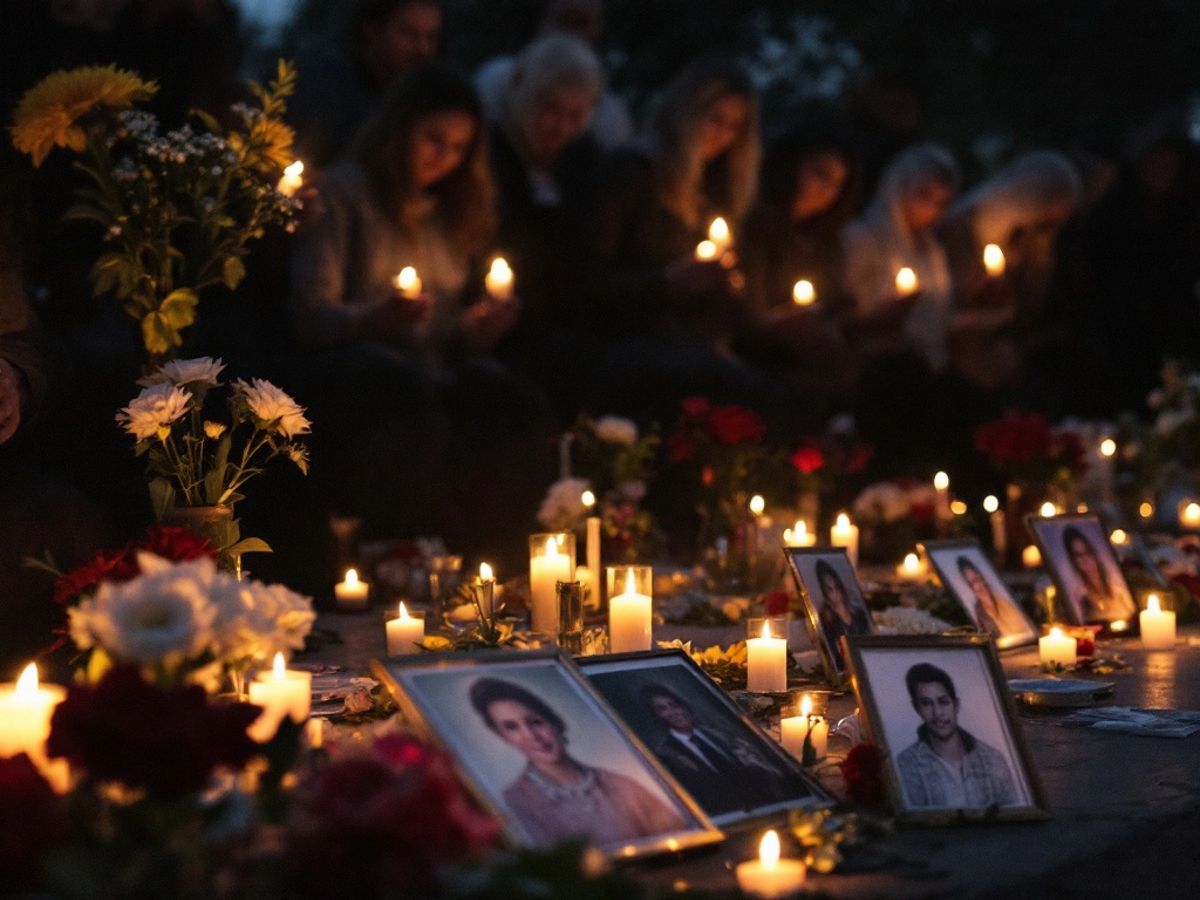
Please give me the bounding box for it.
[2,0,1200,610]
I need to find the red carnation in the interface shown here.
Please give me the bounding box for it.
[0,754,68,890]
[46,667,261,798]
[706,405,765,445]
[790,445,825,475]
[839,742,886,807]
[138,525,217,563]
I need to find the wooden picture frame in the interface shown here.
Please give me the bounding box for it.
[784,546,873,684]
[842,634,1049,825]
[372,649,722,860]
[1025,514,1138,630]
[579,649,834,826]
[921,539,1037,649]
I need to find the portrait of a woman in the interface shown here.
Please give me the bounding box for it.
[1060,525,1135,622]
[813,558,871,668]
[955,555,1032,642]
[468,677,688,848]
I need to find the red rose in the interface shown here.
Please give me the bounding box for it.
[0,754,68,890]
[706,405,765,445]
[839,742,886,807]
[46,667,261,798]
[53,548,137,605]
[666,431,696,463]
[790,445,825,475]
[137,524,217,562]
[679,396,711,422]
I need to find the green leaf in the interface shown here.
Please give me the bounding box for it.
[203,469,226,506]
[159,288,199,328]
[141,312,178,355]
[227,537,272,556]
[221,256,246,290]
[89,253,131,297]
[149,478,176,520]
[63,203,112,226]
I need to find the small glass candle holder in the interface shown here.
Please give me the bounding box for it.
[607,565,653,653]
[556,581,584,654]
[529,533,576,634]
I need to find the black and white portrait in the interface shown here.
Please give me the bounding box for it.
[925,541,1036,648]
[1028,515,1136,625]
[786,547,873,677]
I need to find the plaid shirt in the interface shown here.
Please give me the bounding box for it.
[895,727,1017,809]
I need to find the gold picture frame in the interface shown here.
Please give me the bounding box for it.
[1025,514,1138,631]
[371,649,723,860]
[921,539,1037,650]
[784,545,873,685]
[842,634,1049,825]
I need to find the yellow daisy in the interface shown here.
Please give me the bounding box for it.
[230,116,295,174]
[11,65,157,167]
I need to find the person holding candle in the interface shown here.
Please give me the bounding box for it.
[895,663,1017,810]
[814,559,870,669]
[468,677,686,847]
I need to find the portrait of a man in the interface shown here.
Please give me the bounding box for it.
[895,662,1017,809]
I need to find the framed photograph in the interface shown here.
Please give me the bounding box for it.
[843,634,1047,824]
[579,650,833,826]
[371,650,721,860]
[1026,514,1138,627]
[922,540,1037,649]
[784,546,873,682]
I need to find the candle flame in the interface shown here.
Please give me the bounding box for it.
[1049,626,1064,638]
[344,568,360,586]
[1111,619,1129,632]
[16,662,38,695]
[1147,594,1161,613]
[760,620,772,640]
[283,160,304,178]
[1099,438,1116,458]
[933,471,949,491]
[479,562,493,581]
[903,552,920,571]
[695,239,718,260]
[581,489,596,508]
[1182,502,1200,524]
[707,216,730,245]
[950,500,968,516]
[792,279,815,306]
[759,829,780,869]
[395,266,419,292]
[895,266,917,295]
[624,568,636,596]
[1110,528,1128,545]
[1039,501,1057,518]
[488,256,512,282]
[982,243,1005,276]
[835,512,850,529]
[800,694,812,717]
[983,495,999,513]
[1023,544,1042,567]
[544,536,559,557]
[399,601,410,620]
[749,494,765,516]
[272,652,286,679]
[1139,501,1154,519]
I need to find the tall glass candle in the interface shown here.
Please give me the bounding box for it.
[529,533,574,634]
[608,566,652,653]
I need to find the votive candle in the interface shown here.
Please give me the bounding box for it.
[1039,627,1077,669]
[1140,594,1176,650]
[747,620,787,693]
[386,601,425,656]
[0,663,68,792]
[736,830,806,898]
[334,567,369,611]
[248,653,312,742]
[830,512,859,568]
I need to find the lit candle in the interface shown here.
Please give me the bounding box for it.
[276,160,304,197]
[983,495,1006,558]
[1140,594,1176,650]
[1039,627,1077,670]
[694,239,718,261]
[895,266,918,296]
[1139,500,1155,521]
[0,663,68,792]
[474,562,496,619]
[248,652,312,742]
[783,519,816,548]
[582,489,601,602]
[1022,544,1042,568]
[707,216,731,254]
[334,567,369,611]
[386,601,426,656]
[830,512,859,568]
[747,620,787,693]
[485,256,514,300]
[1180,502,1200,530]
[1039,501,1058,518]
[1096,437,1116,499]
[393,266,422,300]
[792,279,816,306]
[780,694,829,762]
[1110,528,1129,547]
[736,830,806,898]
[982,243,1006,276]
[609,568,653,653]
[933,471,951,523]
[529,534,573,634]
[896,552,927,580]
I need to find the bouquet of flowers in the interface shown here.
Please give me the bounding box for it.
[116,357,310,565]
[11,61,300,356]
[850,479,938,563]
[974,410,1087,486]
[1127,361,1200,496]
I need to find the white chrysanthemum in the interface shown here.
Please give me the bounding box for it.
[210,576,315,663]
[872,606,952,635]
[234,378,311,438]
[68,553,218,669]
[593,415,638,445]
[137,356,225,388]
[115,383,192,440]
[536,476,592,531]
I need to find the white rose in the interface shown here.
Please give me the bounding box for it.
[115,383,192,440]
[68,553,218,669]
[594,415,638,445]
[210,576,315,663]
[537,477,592,531]
[234,378,311,438]
[137,356,225,388]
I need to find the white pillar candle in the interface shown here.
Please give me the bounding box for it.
[608,569,653,653]
[983,495,1006,557]
[248,653,312,742]
[783,519,816,548]
[736,830,806,898]
[529,534,573,634]
[1096,438,1116,499]
[1140,594,1176,650]
[933,471,951,523]
[276,160,304,197]
[830,512,859,568]
[0,664,68,792]
[582,490,601,598]
[386,601,426,656]
[393,266,422,299]
[747,620,787,693]
[780,695,828,761]
[1039,627,1077,669]
[334,567,369,611]
[484,255,515,300]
